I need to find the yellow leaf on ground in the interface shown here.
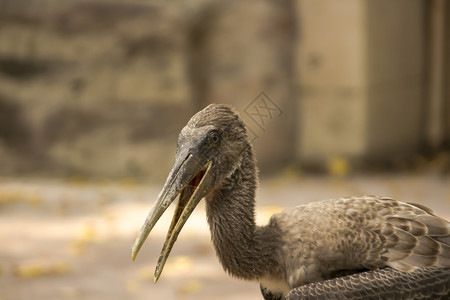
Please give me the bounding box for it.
[0,189,43,208]
[171,256,193,271]
[15,264,44,278]
[27,194,43,208]
[177,279,203,296]
[14,261,70,278]
[80,224,96,242]
[52,262,71,274]
[327,157,351,177]
[67,223,99,255]
[119,178,139,189]
[164,256,193,276]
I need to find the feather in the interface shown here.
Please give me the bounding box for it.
[414,215,449,236]
[285,267,450,300]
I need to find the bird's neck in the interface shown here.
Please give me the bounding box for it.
[205,145,282,281]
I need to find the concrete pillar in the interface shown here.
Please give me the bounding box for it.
[424,0,446,151]
[446,1,450,145]
[365,0,424,159]
[295,0,425,168]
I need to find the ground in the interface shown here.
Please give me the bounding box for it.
[1,172,449,300]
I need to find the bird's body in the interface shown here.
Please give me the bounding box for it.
[262,196,450,296]
[132,104,450,299]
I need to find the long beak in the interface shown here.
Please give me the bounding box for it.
[131,149,215,282]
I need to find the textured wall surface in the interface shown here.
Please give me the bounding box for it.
[0,0,297,178]
[0,0,197,179]
[296,0,426,168]
[0,0,448,178]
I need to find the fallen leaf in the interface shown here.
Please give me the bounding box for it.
[177,279,203,296]
[14,261,70,278]
[67,224,98,255]
[0,190,22,205]
[327,157,351,177]
[15,264,44,278]
[52,262,71,274]
[164,256,193,275]
[119,178,139,189]
[80,224,96,242]
[0,190,43,208]
[27,194,43,208]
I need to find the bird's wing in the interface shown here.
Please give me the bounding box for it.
[274,196,450,287]
[361,197,450,271]
[285,266,450,300]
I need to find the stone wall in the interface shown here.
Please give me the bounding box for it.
[0,0,296,179]
[0,0,195,179]
[0,0,448,179]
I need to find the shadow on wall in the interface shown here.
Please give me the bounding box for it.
[0,95,31,152]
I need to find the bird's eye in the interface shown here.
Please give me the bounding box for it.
[208,131,220,144]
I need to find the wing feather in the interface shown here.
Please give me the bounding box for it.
[378,201,450,271]
[274,195,450,289]
[285,267,450,300]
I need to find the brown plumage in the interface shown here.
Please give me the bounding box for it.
[132,104,450,299]
[286,266,450,299]
[266,195,450,296]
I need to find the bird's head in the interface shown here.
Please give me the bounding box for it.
[132,104,250,281]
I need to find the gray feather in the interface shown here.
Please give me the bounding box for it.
[285,267,450,300]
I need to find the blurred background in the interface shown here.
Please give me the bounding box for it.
[0,0,449,299]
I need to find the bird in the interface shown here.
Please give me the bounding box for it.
[132,104,450,299]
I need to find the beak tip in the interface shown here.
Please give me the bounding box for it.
[154,267,162,283]
[131,245,139,261]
